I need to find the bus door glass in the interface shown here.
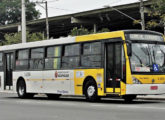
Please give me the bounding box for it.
[5,53,14,90]
[106,42,123,93]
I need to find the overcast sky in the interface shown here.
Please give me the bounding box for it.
[30,0,143,18]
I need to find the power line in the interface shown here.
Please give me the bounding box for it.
[49,6,78,12]
[104,5,138,21]
[31,0,59,3]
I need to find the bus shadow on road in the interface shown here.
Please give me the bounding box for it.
[5,95,163,105]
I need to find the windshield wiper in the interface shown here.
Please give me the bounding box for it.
[132,51,143,67]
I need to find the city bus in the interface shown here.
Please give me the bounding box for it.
[0,30,165,102]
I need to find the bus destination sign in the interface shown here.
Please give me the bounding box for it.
[129,34,164,42]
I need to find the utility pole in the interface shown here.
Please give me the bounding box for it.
[140,0,145,30]
[21,0,26,43]
[94,24,97,33]
[36,1,49,39]
[45,1,49,39]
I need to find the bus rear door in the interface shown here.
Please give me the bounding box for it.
[4,52,14,90]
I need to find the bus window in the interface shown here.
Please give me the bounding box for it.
[30,48,44,70]
[45,46,61,69]
[62,44,80,68]
[81,42,101,67]
[31,48,44,59]
[64,44,80,56]
[0,53,3,71]
[15,49,29,70]
[83,42,101,55]
[18,49,29,59]
[47,46,61,57]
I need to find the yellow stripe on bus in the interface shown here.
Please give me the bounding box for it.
[76,31,125,42]
[26,78,73,81]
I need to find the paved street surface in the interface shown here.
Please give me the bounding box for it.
[0,93,165,120]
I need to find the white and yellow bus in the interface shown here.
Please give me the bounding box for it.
[0,30,165,102]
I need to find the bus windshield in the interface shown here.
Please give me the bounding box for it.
[130,43,165,73]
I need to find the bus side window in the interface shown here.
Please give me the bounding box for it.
[81,42,101,67]
[62,44,80,68]
[30,48,44,70]
[0,53,3,71]
[15,49,29,70]
[45,46,61,69]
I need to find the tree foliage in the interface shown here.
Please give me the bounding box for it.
[147,0,165,29]
[70,26,89,36]
[97,28,110,33]
[1,32,45,45]
[0,0,40,25]
[70,26,110,36]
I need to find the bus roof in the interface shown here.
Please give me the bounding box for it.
[0,30,125,51]
[0,36,76,51]
[0,30,163,51]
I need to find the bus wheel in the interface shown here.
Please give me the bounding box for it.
[46,94,61,100]
[17,80,34,99]
[84,80,99,102]
[122,95,136,103]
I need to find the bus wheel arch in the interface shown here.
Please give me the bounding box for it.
[83,76,99,101]
[16,77,34,99]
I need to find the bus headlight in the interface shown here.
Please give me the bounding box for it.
[132,77,142,84]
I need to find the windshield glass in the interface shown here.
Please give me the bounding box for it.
[130,43,165,73]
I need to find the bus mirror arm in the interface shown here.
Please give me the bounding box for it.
[125,40,132,56]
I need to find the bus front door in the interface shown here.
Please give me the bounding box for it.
[106,43,122,93]
[4,53,14,90]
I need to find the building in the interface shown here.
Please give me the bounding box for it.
[0,1,160,41]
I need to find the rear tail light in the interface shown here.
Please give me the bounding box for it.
[150,86,158,90]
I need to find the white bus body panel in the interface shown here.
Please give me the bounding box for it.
[126,84,165,95]
[13,71,43,93]
[0,72,4,91]
[13,70,75,95]
[43,70,75,95]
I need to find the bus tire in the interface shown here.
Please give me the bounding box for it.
[46,94,61,100]
[84,80,99,102]
[17,80,34,99]
[122,95,136,103]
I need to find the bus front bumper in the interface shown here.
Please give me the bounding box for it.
[126,84,165,95]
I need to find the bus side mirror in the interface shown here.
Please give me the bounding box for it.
[127,43,132,56]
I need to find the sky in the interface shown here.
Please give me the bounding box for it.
[30,0,143,18]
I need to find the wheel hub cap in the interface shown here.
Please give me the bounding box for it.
[87,86,95,97]
[19,86,25,96]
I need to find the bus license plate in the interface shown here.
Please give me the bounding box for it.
[150,86,158,90]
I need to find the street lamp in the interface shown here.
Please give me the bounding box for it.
[103,5,142,29]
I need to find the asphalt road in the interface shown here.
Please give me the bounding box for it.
[0,93,165,120]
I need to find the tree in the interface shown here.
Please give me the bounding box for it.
[70,26,89,36]
[70,26,110,36]
[1,32,45,45]
[0,0,40,25]
[146,0,165,29]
